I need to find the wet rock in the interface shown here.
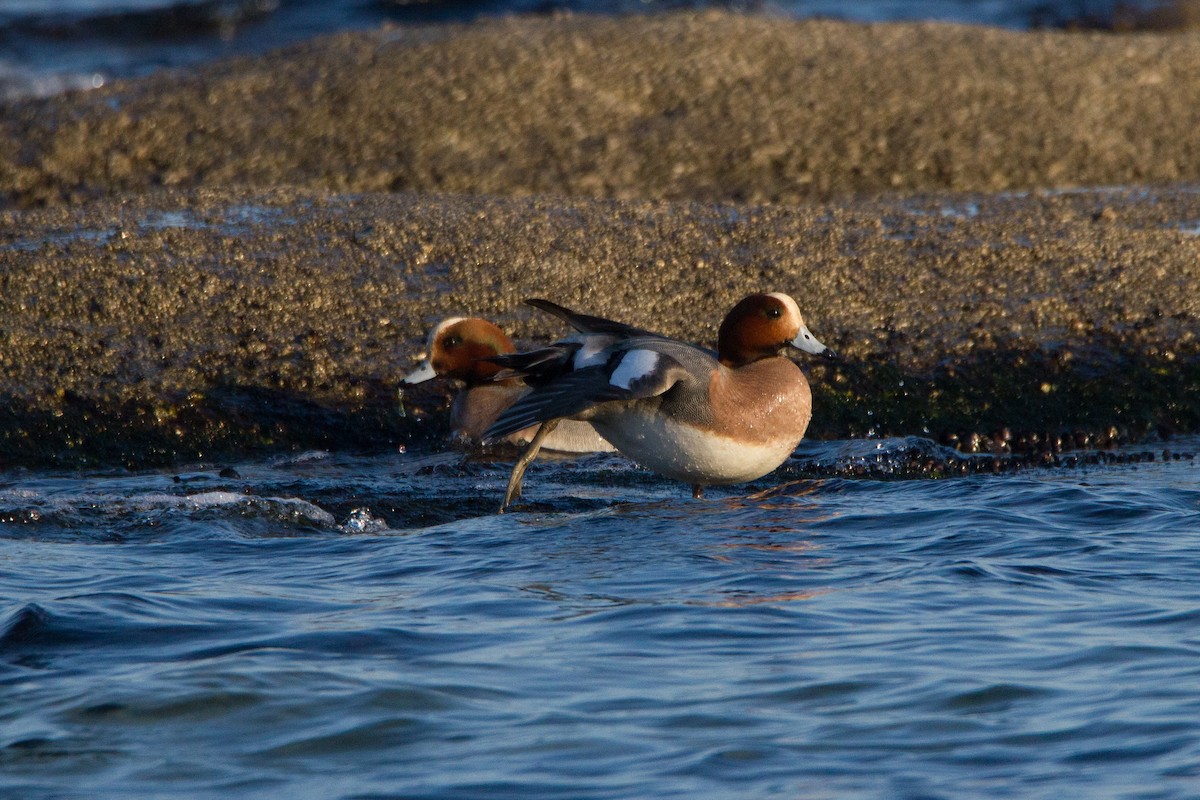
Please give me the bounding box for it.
[0,187,1198,465]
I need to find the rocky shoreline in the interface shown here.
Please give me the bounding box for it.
[2,13,1199,466]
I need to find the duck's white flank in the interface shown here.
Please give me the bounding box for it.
[592,411,798,485]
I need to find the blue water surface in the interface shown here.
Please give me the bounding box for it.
[2,439,1198,798]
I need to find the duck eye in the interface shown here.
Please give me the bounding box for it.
[765,307,782,319]
[444,335,462,348]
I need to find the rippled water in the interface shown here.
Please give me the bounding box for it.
[3,438,1199,798]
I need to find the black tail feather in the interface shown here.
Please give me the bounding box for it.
[526,298,662,339]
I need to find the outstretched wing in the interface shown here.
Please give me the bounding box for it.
[489,299,678,386]
[484,344,689,442]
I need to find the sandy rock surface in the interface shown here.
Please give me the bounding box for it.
[2,13,1199,465]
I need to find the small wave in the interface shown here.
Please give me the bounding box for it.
[787,436,1197,479]
[788,436,975,478]
[0,485,340,539]
[340,507,389,533]
[0,603,54,650]
[139,490,340,530]
[268,449,331,466]
[2,0,281,41]
[0,0,286,101]
[0,60,105,102]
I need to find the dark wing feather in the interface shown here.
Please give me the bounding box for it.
[486,342,581,384]
[526,298,664,339]
[484,367,629,441]
[484,347,688,442]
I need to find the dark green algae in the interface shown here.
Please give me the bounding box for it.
[3,187,1200,468]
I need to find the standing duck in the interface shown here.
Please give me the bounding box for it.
[485,294,834,508]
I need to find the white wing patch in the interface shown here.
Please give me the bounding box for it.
[571,334,610,369]
[609,349,661,390]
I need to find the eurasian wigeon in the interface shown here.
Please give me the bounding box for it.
[484,294,835,508]
[401,316,614,453]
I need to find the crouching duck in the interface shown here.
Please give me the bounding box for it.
[401,317,613,453]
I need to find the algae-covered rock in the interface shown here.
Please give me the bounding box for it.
[4,12,1200,466]
[2,187,1199,466]
[4,14,1200,208]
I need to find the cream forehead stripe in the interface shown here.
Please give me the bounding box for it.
[610,349,661,390]
[427,316,467,351]
[766,292,803,326]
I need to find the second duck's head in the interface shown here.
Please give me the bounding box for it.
[402,317,517,386]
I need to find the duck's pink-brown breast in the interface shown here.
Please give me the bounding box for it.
[704,357,813,447]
